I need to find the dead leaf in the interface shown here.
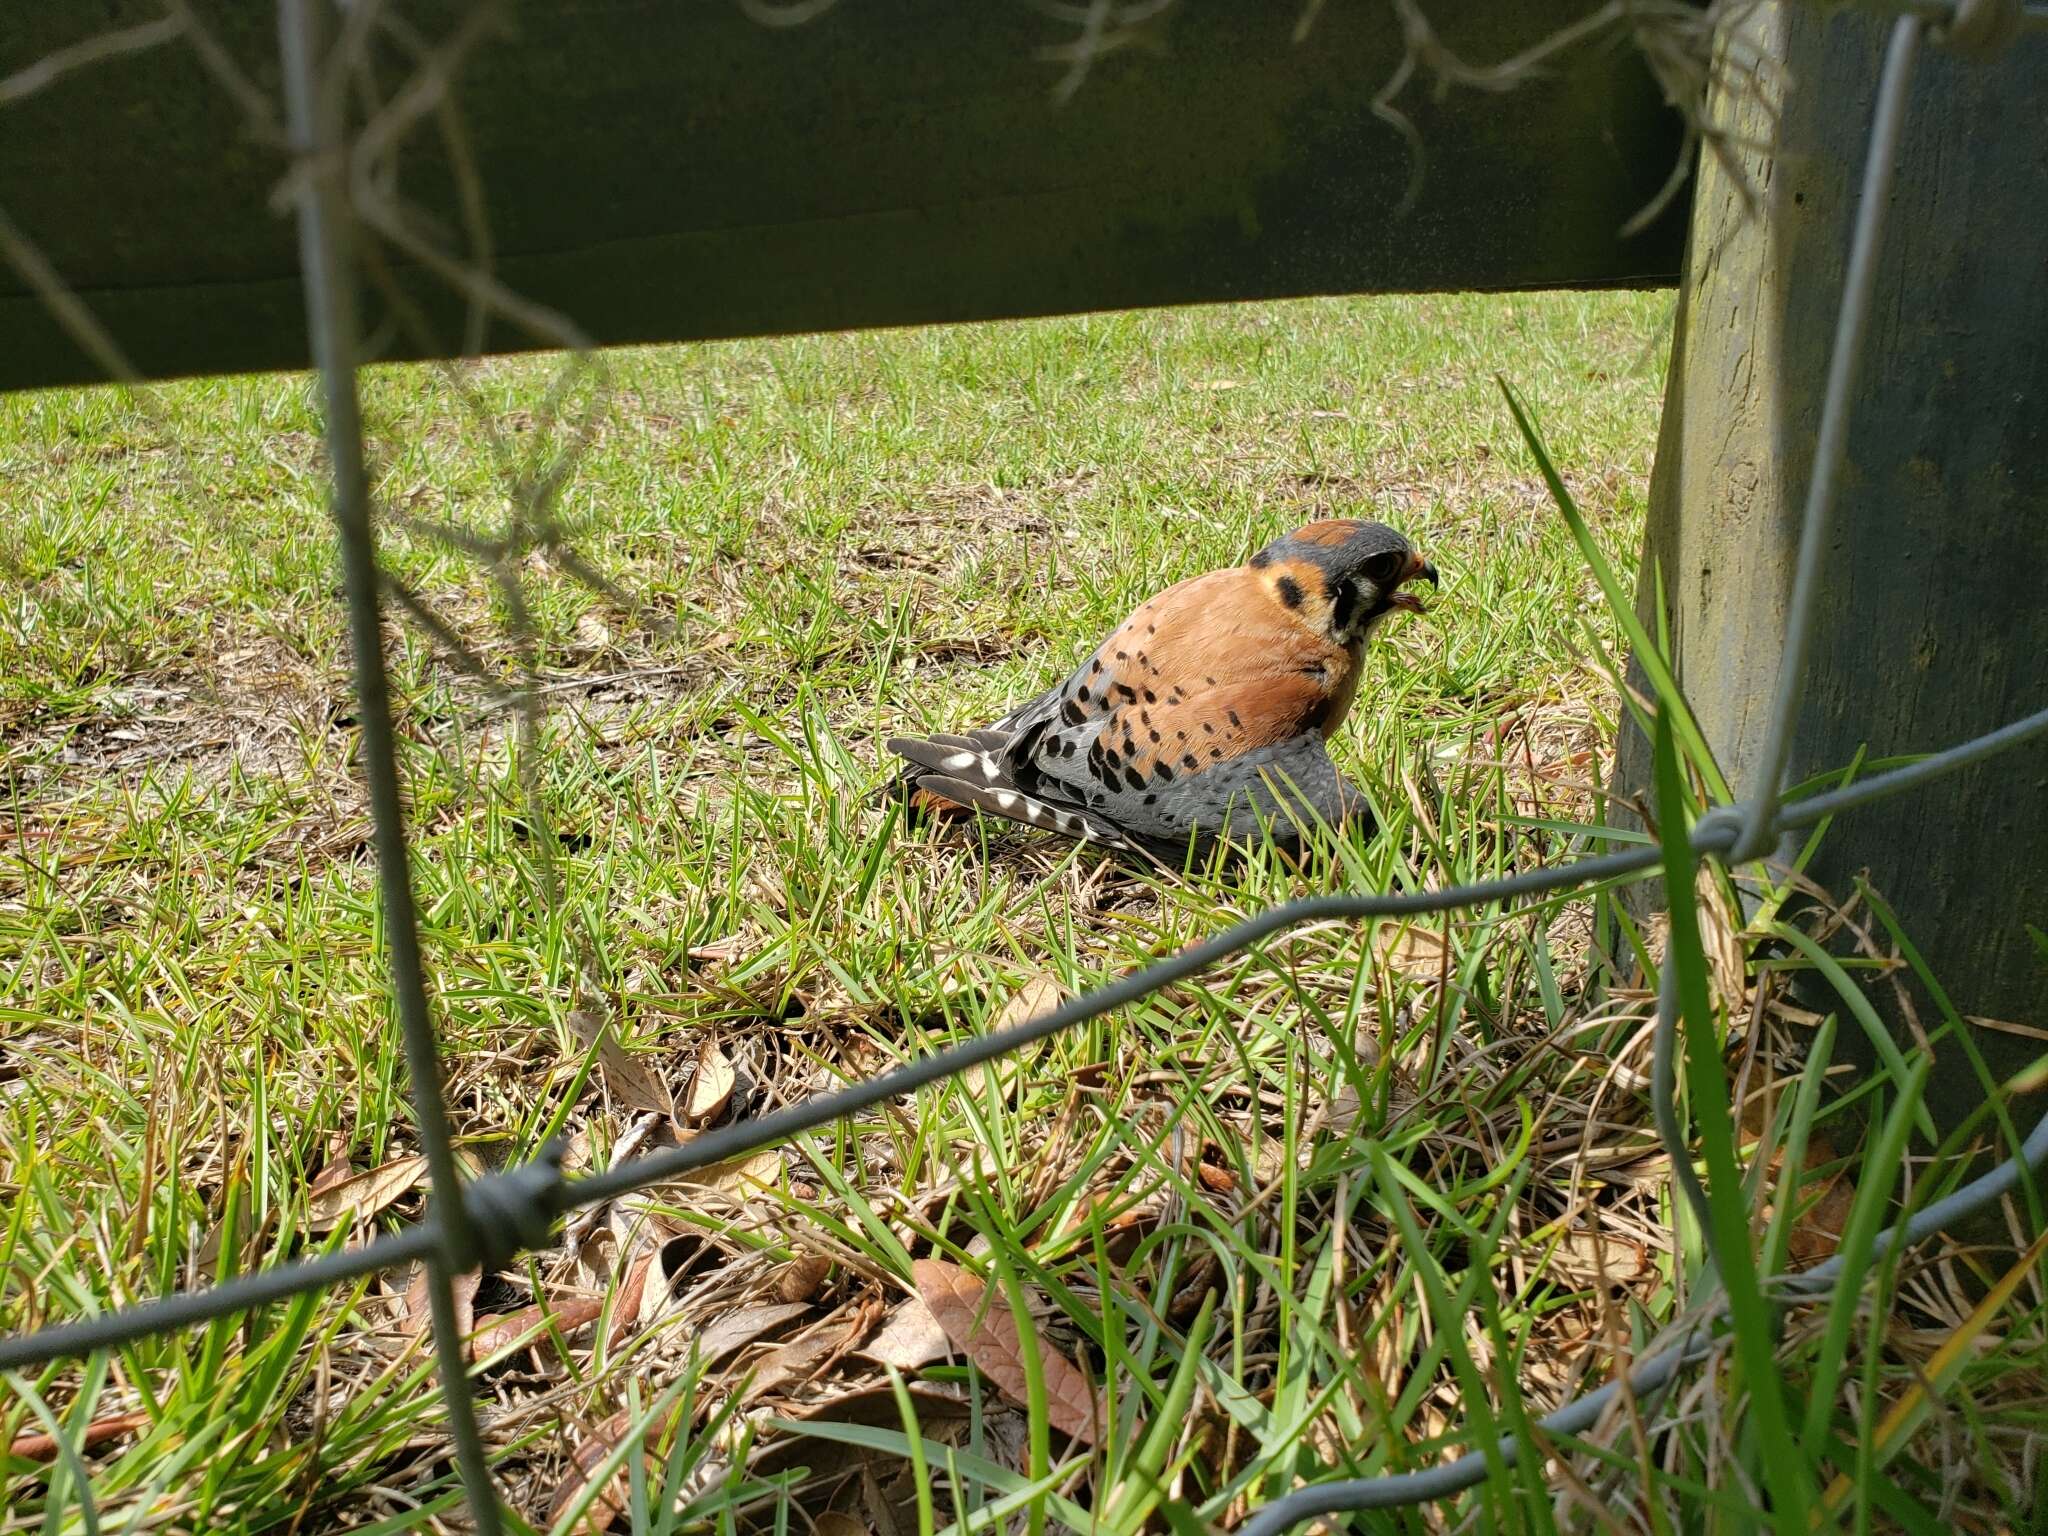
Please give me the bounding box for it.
[561,1127,595,1176]
[861,1465,917,1536]
[686,936,745,965]
[744,865,786,914]
[306,1155,427,1233]
[549,1413,643,1534]
[9,1410,151,1462]
[690,1300,810,1368]
[1537,1228,1652,1285]
[547,1400,687,1535]
[912,1258,1103,1446]
[308,1136,355,1197]
[962,972,1063,1101]
[609,1249,657,1348]
[773,1253,833,1304]
[1694,863,1748,1013]
[1373,922,1447,977]
[682,1043,736,1125]
[469,1294,604,1364]
[739,1326,845,1405]
[400,1265,479,1341]
[570,1008,676,1120]
[679,1149,782,1198]
[860,1295,952,1369]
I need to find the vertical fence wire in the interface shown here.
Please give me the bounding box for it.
[275,0,502,1528]
[3,1,2048,1532]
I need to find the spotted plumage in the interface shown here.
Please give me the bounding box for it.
[887,519,1438,859]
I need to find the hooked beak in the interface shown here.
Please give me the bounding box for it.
[1386,553,1439,615]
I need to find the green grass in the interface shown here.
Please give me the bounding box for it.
[3,294,2043,1535]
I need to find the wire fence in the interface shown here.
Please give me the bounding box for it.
[4,0,2048,1531]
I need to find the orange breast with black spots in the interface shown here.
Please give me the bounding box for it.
[1046,566,1359,796]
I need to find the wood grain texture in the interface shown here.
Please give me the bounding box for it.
[1618,2,2048,1137]
[1,1,1687,388]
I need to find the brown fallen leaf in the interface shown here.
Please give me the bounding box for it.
[686,935,745,965]
[547,1399,688,1535]
[772,1253,833,1304]
[679,1149,782,1198]
[739,1316,866,1406]
[753,1380,975,1479]
[961,972,1064,1101]
[469,1295,605,1365]
[860,1295,952,1370]
[400,1265,480,1341]
[307,1136,356,1198]
[550,1411,644,1535]
[689,1300,810,1368]
[9,1410,151,1462]
[912,1258,1103,1446]
[682,1043,736,1125]
[608,1249,657,1349]
[570,1008,677,1120]
[1372,921,1447,977]
[306,1155,427,1233]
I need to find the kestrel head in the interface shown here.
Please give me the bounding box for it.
[1248,518,1440,646]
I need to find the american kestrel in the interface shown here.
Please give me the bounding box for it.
[887,519,1437,860]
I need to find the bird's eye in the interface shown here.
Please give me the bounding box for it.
[1362,551,1406,587]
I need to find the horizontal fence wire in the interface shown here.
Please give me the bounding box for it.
[3,1,2047,1531]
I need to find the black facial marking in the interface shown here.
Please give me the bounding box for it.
[1302,698,1333,731]
[1331,579,1363,635]
[1276,575,1305,610]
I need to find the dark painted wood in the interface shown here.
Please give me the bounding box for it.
[1618,5,2048,1137]
[1,1,1689,390]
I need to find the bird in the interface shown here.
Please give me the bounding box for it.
[885,518,1438,861]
